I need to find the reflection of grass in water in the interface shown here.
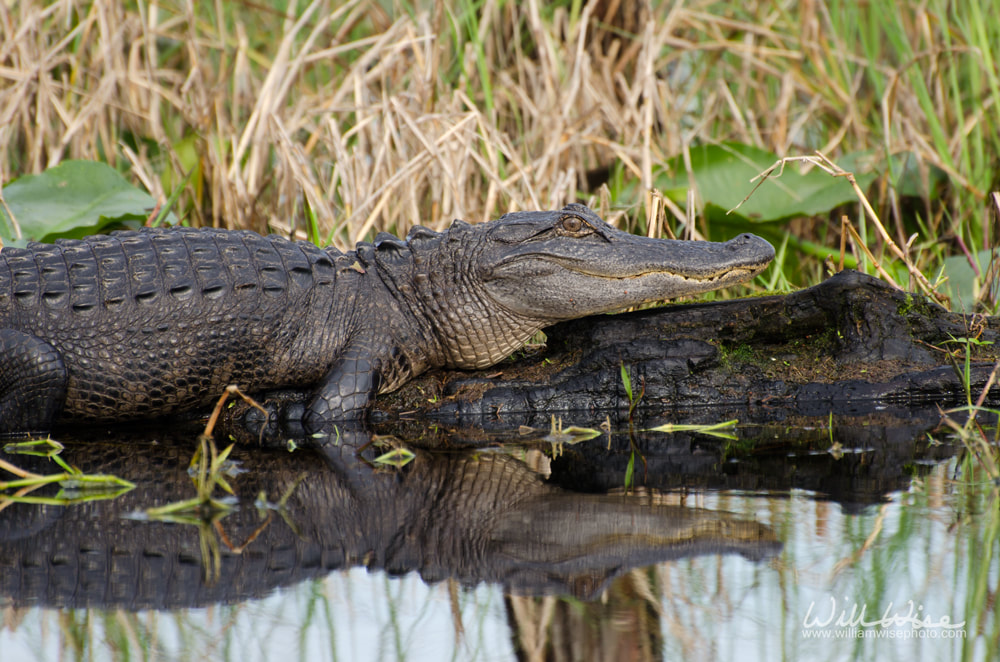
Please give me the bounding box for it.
[935,344,1000,656]
[139,386,276,582]
[959,479,999,661]
[507,569,663,660]
[645,419,739,440]
[52,606,240,660]
[942,408,1000,661]
[809,402,999,660]
[139,431,239,582]
[143,433,237,519]
[0,438,135,505]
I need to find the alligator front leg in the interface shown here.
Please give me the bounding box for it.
[304,343,382,430]
[0,329,69,436]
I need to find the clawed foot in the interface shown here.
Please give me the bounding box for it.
[222,394,307,445]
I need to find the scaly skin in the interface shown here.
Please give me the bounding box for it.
[0,204,774,434]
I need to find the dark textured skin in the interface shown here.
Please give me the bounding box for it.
[0,204,774,435]
[1,227,360,430]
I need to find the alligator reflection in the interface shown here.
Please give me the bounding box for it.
[0,428,779,610]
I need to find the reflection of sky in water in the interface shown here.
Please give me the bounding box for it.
[664,480,975,662]
[0,460,986,661]
[2,568,516,661]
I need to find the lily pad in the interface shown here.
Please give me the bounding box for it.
[652,143,877,223]
[1,160,169,243]
[936,248,999,313]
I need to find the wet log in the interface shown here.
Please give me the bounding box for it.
[376,270,1000,420]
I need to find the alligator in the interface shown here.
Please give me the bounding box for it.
[0,204,774,435]
[0,430,781,608]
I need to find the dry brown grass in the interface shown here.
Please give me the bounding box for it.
[1,0,997,271]
[3,0,645,247]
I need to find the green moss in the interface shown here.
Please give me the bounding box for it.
[717,342,763,371]
[897,293,916,316]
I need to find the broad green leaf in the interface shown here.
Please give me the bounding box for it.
[1,160,171,243]
[936,248,998,313]
[651,143,877,224]
[887,150,946,199]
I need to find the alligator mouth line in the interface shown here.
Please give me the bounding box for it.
[499,254,767,283]
[559,264,766,283]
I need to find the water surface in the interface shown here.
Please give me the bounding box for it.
[0,405,995,661]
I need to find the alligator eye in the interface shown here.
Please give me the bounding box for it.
[560,216,584,233]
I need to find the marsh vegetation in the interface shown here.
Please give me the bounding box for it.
[2,1,1000,660]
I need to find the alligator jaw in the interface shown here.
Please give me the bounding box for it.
[513,241,771,290]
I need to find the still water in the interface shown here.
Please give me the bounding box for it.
[0,405,996,661]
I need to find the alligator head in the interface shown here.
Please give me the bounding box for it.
[374,203,774,372]
[480,203,775,319]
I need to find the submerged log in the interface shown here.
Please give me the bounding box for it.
[376,270,1000,420]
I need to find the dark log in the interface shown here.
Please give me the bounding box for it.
[376,270,1000,421]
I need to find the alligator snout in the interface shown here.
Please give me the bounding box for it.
[728,232,772,249]
[726,233,775,265]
